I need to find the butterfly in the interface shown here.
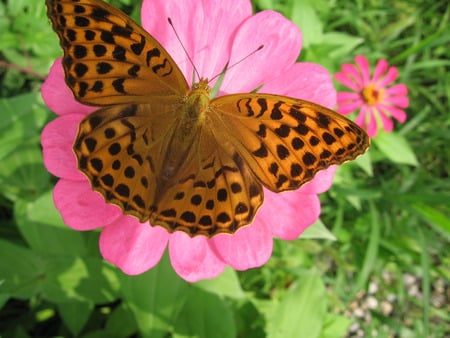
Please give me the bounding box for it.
[46,0,370,237]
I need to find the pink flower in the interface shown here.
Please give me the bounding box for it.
[335,55,409,138]
[41,0,337,282]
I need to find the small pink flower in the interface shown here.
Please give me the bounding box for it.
[335,55,409,138]
[41,0,337,282]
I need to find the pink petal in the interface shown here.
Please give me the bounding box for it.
[337,92,360,103]
[168,232,226,282]
[141,0,252,81]
[53,179,122,230]
[372,59,388,82]
[192,0,253,80]
[41,59,95,116]
[377,66,398,88]
[342,63,364,89]
[377,109,394,132]
[354,106,368,129]
[334,72,361,92]
[259,190,321,240]
[378,104,407,123]
[41,115,86,181]
[384,95,410,108]
[262,62,336,108]
[300,166,337,194]
[141,0,204,78]
[337,100,363,115]
[385,84,408,96]
[355,55,371,86]
[221,10,302,93]
[100,218,169,275]
[366,107,379,137]
[211,222,273,270]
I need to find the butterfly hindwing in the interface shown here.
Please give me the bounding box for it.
[210,94,370,192]
[46,0,188,105]
[150,127,264,236]
[74,102,182,221]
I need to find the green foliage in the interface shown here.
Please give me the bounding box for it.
[1,0,448,337]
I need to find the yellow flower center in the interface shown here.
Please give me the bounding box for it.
[361,84,384,105]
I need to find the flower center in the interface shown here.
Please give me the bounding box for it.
[361,84,384,105]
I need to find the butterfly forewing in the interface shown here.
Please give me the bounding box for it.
[211,94,370,192]
[46,0,188,105]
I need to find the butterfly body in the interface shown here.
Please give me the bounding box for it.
[177,79,211,150]
[47,0,370,237]
[160,79,210,182]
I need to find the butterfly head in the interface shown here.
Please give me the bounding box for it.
[183,78,211,114]
[190,78,211,95]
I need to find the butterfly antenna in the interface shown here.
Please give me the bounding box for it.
[209,45,264,83]
[167,18,200,82]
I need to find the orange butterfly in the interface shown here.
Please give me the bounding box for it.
[46,0,369,237]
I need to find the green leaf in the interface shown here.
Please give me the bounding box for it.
[353,203,380,295]
[320,32,364,59]
[14,191,87,255]
[0,239,45,299]
[353,150,373,176]
[0,293,9,310]
[0,144,51,201]
[79,330,117,338]
[267,269,327,338]
[173,286,236,338]
[413,203,450,239]
[319,313,352,338]
[43,256,119,304]
[373,132,418,166]
[0,93,48,160]
[302,33,363,69]
[0,32,19,50]
[121,254,189,338]
[195,267,244,299]
[301,219,336,240]
[58,300,93,336]
[0,240,117,303]
[290,1,323,48]
[105,303,138,338]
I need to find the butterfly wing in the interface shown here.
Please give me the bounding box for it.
[145,93,370,237]
[74,102,183,222]
[46,0,188,105]
[209,94,370,192]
